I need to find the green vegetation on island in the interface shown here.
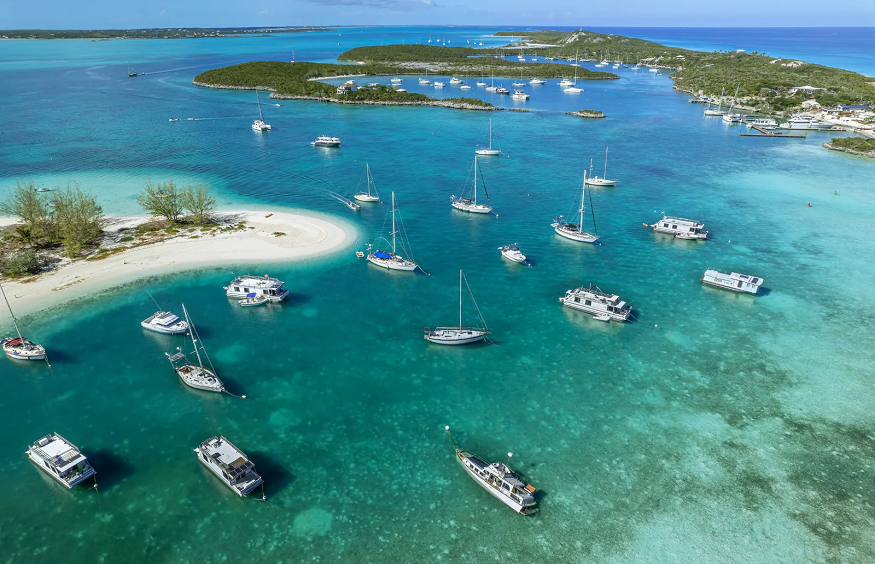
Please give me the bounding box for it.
[823,137,875,158]
[0,27,329,40]
[194,62,498,109]
[493,29,875,113]
[137,180,216,225]
[567,110,605,118]
[338,44,618,80]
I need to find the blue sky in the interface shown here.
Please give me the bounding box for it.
[2,0,873,28]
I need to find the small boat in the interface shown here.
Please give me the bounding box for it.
[701,270,763,294]
[225,274,289,301]
[194,436,263,497]
[252,91,271,132]
[239,294,268,306]
[394,88,407,92]
[552,171,599,243]
[511,89,529,100]
[419,70,432,85]
[425,270,490,345]
[311,135,341,147]
[649,67,659,73]
[559,285,631,321]
[445,426,536,514]
[512,70,526,87]
[354,164,380,202]
[650,215,708,240]
[367,192,420,272]
[168,118,180,122]
[460,85,472,90]
[26,433,96,489]
[35,187,53,192]
[475,119,501,156]
[355,250,365,258]
[528,78,545,85]
[165,303,226,394]
[434,81,445,88]
[592,314,611,322]
[347,200,361,211]
[495,86,510,95]
[1,283,46,362]
[449,77,463,84]
[452,156,493,215]
[559,78,574,86]
[275,103,282,107]
[563,56,583,93]
[141,311,189,334]
[390,77,403,83]
[584,147,618,186]
[498,243,527,264]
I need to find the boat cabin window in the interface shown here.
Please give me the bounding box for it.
[585,300,591,306]
[738,281,743,288]
[234,286,240,292]
[663,223,669,228]
[502,483,511,491]
[574,297,580,303]
[672,224,678,229]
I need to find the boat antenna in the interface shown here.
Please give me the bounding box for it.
[506,452,513,469]
[445,425,459,451]
[146,290,162,311]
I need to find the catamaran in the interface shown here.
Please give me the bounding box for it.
[452,156,493,215]
[26,433,96,489]
[252,91,271,131]
[552,170,599,243]
[585,147,618,186]
[354,164,380,202]
[194,436,264,497]
[367,192,419,272]
[564,51,584,93]
[445,426,537,514]
[424,270,490,345]
[165,303,227,394]
[1,282,47,362]
[475,119,501,156]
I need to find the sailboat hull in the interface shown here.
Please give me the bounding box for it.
[425,328,487,345]
[585,178,618,186]
[554,226,599,243]
[452,201,492,214]
[175,365,223,393]
[475,149,500,156]
[367,254,417,271]
[354,194,379,202]
[3,348,45,361]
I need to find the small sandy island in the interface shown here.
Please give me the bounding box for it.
[1,210,351,318]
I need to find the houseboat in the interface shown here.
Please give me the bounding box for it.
[225,274,289,302]
[141,310,189,334]
[26,433,96,489]
[194,436,263,496]
[650,215,708,240]
[559,285,631,321]
[701,270,763,294]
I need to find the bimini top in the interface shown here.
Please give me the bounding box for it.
[374,251,392,259]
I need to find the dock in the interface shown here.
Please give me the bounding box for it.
[740,124,806,138]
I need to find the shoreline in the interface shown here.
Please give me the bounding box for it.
[822,142,875,158]
[0,209,352,319]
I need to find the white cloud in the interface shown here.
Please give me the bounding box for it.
[158,9,166,16]
[257,8,269,15]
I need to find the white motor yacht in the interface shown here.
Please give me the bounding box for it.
[780,114,834,130]
[445,427,537,514]
[452,156,493,214]
[194,436,263,496]
[141,311,189,334]
[498,243,527,264]
[225,274,289,301]
[354,163,381,202]
[26,433,96,488]
[433,81,445,88]
[367,192,419,272]
[495,86,510,95]
[449,77,463,84]
[746,118,778,129]
[650,215,708,240]
[552,171,599,243]
[512,89,529,99]
[425,271,489,345]
[701,270,763,294]
[166,304,227,394]
[559,78,574,86]
[390,77,403,83]
[529,78,545,85]
[559,285,631,321]
[460,85,472,90]
[311,135,341,147]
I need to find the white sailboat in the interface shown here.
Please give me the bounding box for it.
[165,304,227,394]
[564,53,583,93]
[367,192,419,272]
[354,164,380,202]
[704,87,727,116]
[721,85,742,122]
[452,156,493,215]
[424,270,490,345]
[552,170,599,243]
[475,119,501,156]
[1,283,47,362]
[419,69,431,85]
[252,91,271,131]
[585,147,618,186]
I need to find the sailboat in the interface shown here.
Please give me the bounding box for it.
[424,270,490,345]
[419,69,431,85]
[704,87,727,116]
[564,52,583,93]
[354,164,380,203]
[127,64,138,77]
[585,147,618,186]
[252,91,271,131]
[722,85,742,122]
[367,192,419,272]
[486,73,497,92]
[165,303,226,394]
[0,283,47,362]
[476,74,487,87]
[475,119,501,156]
[513,70,526,87]
[552,170,599,243]
[452,156,493,214]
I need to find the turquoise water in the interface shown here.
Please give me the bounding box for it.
[2,28,875,563]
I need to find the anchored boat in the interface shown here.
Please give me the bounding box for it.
[367,192,419,272]
[475,119,501,156]
[26,433,96,489]
[452,156,494,215]
[701,270,763,294]
[1,282,47,362]
[424,270,490,345]
[354,164,380,203]
[585,147,618,186]
[498,243,527,264]
[166,303,227,394]
[252,91,271,132]
[225,274,289,302]
[311,136,341,147]
[194,436,263,497]
[445,426,537,515]
[553,170,599,243]
[141,311,189,334]
[650,214,708,240]
[559,284,631,321]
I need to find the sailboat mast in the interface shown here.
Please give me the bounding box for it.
[459,270,463,329]
[182,303,204,369]
[488,119,492,150]
[604,147,609,179]
[581,171,587,228]
[473,157,478,205]
[256,91,264,121]
[0,283,24,342]
[391,192,397,254]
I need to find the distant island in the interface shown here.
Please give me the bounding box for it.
[0,26,330,40]
[489,29,875,115]
[567,110,605,119]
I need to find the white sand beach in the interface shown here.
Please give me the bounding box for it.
[1,210,351,318]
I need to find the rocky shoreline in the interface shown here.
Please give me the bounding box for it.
[192,81,498,111]
[823,142,875,159]
[567,110,605,118]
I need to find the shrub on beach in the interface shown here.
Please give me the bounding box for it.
[1,249,40,277]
